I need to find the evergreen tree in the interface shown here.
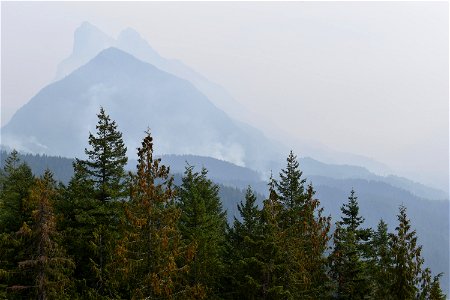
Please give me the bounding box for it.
[177,166,227,298]
[296,185,332,298]
[329,189,372,299]
[61,163,123,299]
[227,186,265,299]
[14,170,74,299]
[116,131,192,299]
[0,150,34,232]
[428,273,446,300]
[274,152,332,298]
[389,205,424,299]
[258,175,288,299]
[79,107,128,202]
[0,151,35,299]
[57,108,127,298]
[276,150,306,210]
[369,219,393,299]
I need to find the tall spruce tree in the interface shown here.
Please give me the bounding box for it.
[0,150,34,233]
[329,189,372,299]
[297,185,332,298]
[274,152,331,298]
[177,166,227,298]
[0,151,35,299]
[276,150,306,210]
[15,170,74,300]
[228,186,265,299]
[80,107,128,202]
[369,219,393,299]
[259,175,288,299]
[115,131,193,299]
[419,269,446,300]
[389,205,425,299]
[428,273,446,300]
[59,108,128,298]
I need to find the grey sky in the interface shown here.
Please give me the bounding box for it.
[1,2,448,191]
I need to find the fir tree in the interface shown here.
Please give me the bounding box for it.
[389,205,424,299]
[116,130,192,299]
[259,175,288,299]
[177,166,227,298]
[369,219,393,299]
[14,170,74,300]
[275,152,331,298]
[58,108,128,298]
[228,186,265,299]
[0,151,35,299]
[276,150,306,210]
[329,189,372,299]
[428,273,446,300]
[0,150,34,233]
[79,107,128,202]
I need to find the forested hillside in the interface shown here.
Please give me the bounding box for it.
[0,108,446,299]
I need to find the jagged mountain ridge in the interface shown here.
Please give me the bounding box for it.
[55,22,249,124]
[2,47,282,171]
[52,22,404,179]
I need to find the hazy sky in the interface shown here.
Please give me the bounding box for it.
[1,2,448,190]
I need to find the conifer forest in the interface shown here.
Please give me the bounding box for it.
[0,108,446,300]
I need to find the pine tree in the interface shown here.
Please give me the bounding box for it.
[275,150,306,210]
[369,219,393,299]
[58,108,128,298]
[80,107,128,202]
[177,166,227,298]
[329,189,372,299]
[297,185,331,298]
[116,130,191,299]
[14,170,74,300]
[0,151,35,299]
[428,273,446,300]
[274,152,331,298]
[389,205,424,299]
[228,186,265,299]
[259,175,288,299]
[0,150,35,233]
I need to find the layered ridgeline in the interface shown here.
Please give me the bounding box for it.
[55,21,250,125]
[2,47,282,171]
[53,22,397,177]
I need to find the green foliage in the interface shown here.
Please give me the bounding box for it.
[55,107,128,298]
[227,186,266,299]
[0,150,35,299]
[275,153,332,299]
[329,189,372,299]
[389,205,425,299]
[177,166,227,298]
[0,150,35,233]
[369,219,393,299]
[15,170,75,300]
[79,107,128,202]
[276,150,306,210]
[116,130,192,299]
[0,112,446,299]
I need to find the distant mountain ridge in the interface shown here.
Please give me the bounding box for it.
[2,22,446,198]
[2,47,283,171]
[52,22,403,180]
[54,22,249,124]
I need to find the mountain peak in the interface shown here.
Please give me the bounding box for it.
[72,22,114,56]
[77,21,100,32]
[116,26,160,60]
[118,27,142,40]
